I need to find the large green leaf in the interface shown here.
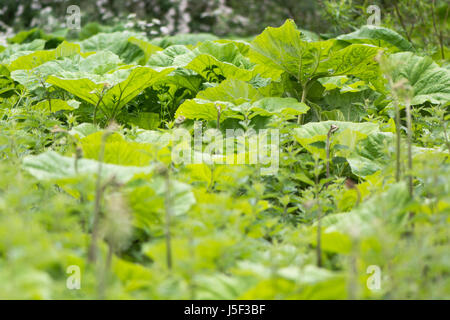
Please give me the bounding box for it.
[80,132,157,166]
[337,25,414,52]
[79,31,146,64]
[128,37,163,65]
[294,120,380,160]
[388,52,450,105]
[250,97,309,117]
[175,79,263,121]
[249,19,382,90]
[22,151,153,183]
[249,19,308,78]
[7,41,85,72]
[46,64,174,114]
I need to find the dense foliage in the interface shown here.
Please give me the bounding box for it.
[0,14,449,299]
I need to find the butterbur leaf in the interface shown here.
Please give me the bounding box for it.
[249,19,307,78]
[294,120,379,160]
[175,99,240,122]
[196,78,263,104]
[32,99,80,112]
[128,37,163,65]
[388,52,450,105]
[22,151,153,183]
[47,65,174,114]
[80,132,157,166]
[337,25,414,52]
[316,44,382,86]
[250,97,309,117]
[147,45,192,68]
[79,31,146,64]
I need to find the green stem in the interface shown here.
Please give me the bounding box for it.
[394,101,402,182]
[297,84,308,125]
[88,131,109,263]
[93,95,105,126]
[164,168,173,271]
[405,102,413,198]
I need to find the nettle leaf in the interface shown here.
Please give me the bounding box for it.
[337,25,414,52]
[79,31,146,64]
[22,151,153,183]
[388,52,450,105]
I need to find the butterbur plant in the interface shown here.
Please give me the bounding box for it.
[0,12,449,301]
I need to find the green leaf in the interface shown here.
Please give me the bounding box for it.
[249,19,307,78]
[388,52,450,105]
[250,97,309,117]
[80,132,157,166]
[337,25,414,52]
[128,37,163,65]
[22,151,153,183]
[47,65,174,114]
[127,112,160,130]
[32,99,79,112]
[79,31,146,64]
[294,121,380,160]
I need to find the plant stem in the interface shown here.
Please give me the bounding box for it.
[88,131,109,263]
[297,84,308,125]
[93,95,105,126]
[431,0,445,60]
[40,79,52,112]
[314,159,322,268]
[394,101,402,182]
[98,241,113,299]
[326,124,338,180]
[316,195,322,268]
[393,1,412,43]
[405,102,413,198]
[216,103,221,130]
[164,168,173,271]
[442,115,450,154]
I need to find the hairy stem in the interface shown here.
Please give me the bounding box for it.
[405,102,413,198]
[164,168,173,271]
[394,101,402,182]
[87,131,109,263]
